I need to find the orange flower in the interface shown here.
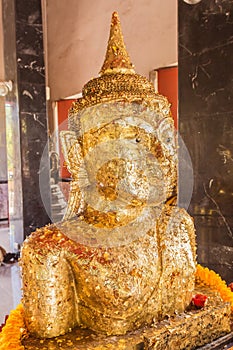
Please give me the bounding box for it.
[0,304,28,350]
[196,264,233,312]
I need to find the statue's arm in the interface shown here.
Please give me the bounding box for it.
[21,228,79,338]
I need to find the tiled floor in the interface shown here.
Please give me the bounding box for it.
[0,227,22,323]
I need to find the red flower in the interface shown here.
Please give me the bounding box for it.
[192,294,208,308]
[228,282,233,292]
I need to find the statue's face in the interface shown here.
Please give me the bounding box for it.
[76,102,177,225]
[60,101,177,247]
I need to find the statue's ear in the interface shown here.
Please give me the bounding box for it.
[157,117,177,157]
[60,130,83,180]
[60,130,77,163]
[60,131,85,219]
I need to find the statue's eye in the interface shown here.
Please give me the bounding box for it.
[167,137,171,143]
[136,138,141,143]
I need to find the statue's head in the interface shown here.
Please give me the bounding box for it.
[60,12,177,245]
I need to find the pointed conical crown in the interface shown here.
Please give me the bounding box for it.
[69,12,171,133]
[100,12,135,75]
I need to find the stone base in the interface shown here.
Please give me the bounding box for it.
[23,285,232,350]
[198,333,233,349]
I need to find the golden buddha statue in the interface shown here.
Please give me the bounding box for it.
[21,12,196,339]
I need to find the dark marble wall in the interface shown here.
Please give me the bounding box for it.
[3,0,51,239]
[178,0,233,283]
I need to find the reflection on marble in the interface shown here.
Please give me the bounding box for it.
[178,0,233,283]
[0,227,21,322]
[0,183,8,220]
[2,0,51,239]
[5,102,24,250]
[0,263,22,324]
[0,227,10,251]
[3,0,24,249]
[0,100,7,182]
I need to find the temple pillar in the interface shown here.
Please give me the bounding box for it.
[2,0,51,245]
[178,0,233,282]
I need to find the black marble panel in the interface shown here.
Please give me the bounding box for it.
[178,0,233,283]
[20,113,49,171]
[20,112,48,142]
[17,54,45,84]
[15,0,42,25]
[18,83,46,113]
[15,0,51,236]
[16,24,44,56]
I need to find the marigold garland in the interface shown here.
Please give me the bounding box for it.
[196,264,233,312]
[0,303,27,350]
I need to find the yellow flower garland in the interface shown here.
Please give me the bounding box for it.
[0,304,27,350]
[0,265,232,349]
[196,264,233,312]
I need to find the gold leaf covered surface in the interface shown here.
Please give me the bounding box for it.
[99,11,135,75]
[21,10,198,342]
[21,205,196,338]
[22,285,232,349]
